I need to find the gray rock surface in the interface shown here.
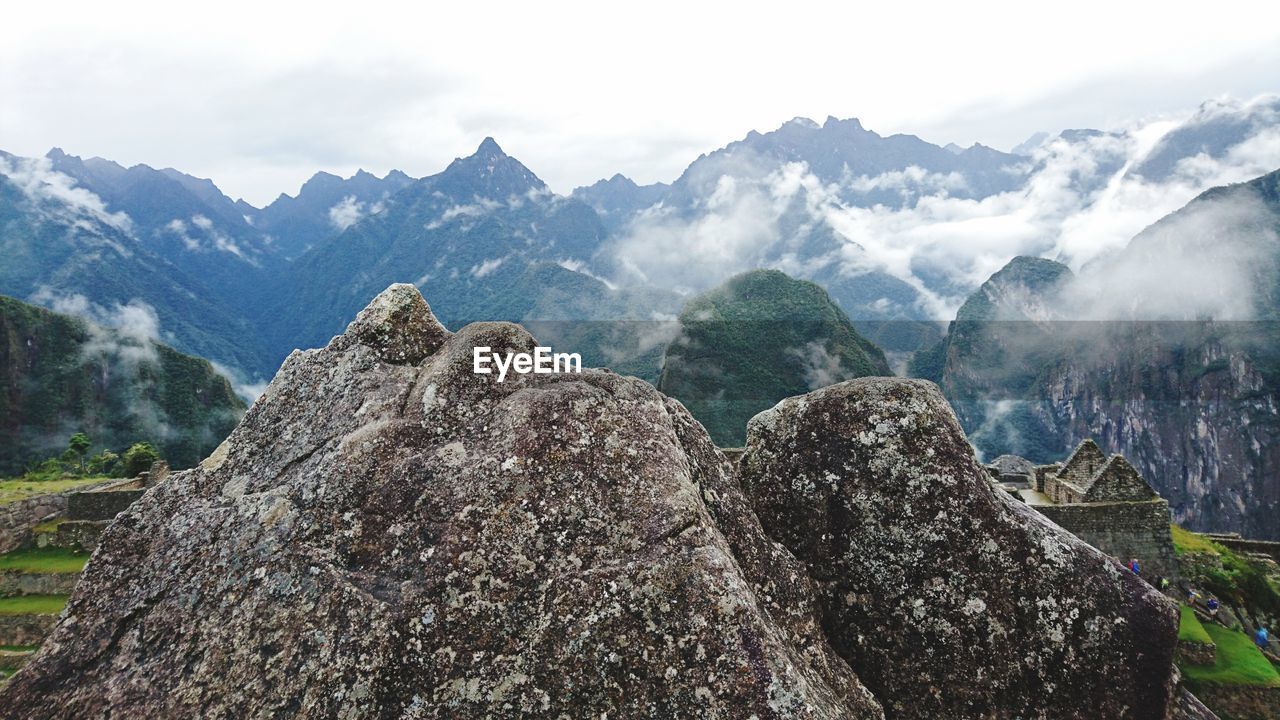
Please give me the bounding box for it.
[0,285,1180,718]
[0,285,881,719]
[739,377,1179,719]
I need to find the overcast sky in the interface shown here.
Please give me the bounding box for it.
[3,0,1279,206]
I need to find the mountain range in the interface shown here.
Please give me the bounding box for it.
[2,96,1279,539]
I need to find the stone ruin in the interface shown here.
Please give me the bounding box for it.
[989,439,1179,580]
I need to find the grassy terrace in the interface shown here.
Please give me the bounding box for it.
[0,595,67,616]
[0,477,110,505]
[1181,623,1280,688]
[0,646,38,653]
[1178,605,1213,645]
[0,547,89,575]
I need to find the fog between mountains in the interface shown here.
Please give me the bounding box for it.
[606,97,1280,322]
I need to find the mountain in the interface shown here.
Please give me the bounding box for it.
[1131,97,1280,182]
[915,170,1280,539]
[253,168,416,259]
[0,151,273,377]
[591,116,1034,354]
[664,116,1029,211]
[0,294,245,474]
[0,285,1180,718]
[570,173,668,231]
[262,138,666,367]
[43,149,279,315]
[657,269,890,446]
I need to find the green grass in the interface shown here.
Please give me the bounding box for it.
[1171,524,1226,556]
[0,595,67,616]
[1182,623,1280,688]
[0,645,37,653]
[1179,605,1213,644]
[0,547,89,574]
[0,477,110,505]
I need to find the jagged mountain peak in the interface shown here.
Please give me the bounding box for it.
[433,136,547,200]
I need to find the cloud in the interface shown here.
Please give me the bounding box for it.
[0,155,132,232]
[605,94,1280,322]
[163,214,248,259]
[787,340,847,390]
[469,256,505,278]
[210,361,269,404]
[328,195,364,230]
[1060,192,1279,321]
[30,289,161,362]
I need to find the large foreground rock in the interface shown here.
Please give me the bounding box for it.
[739,377,1179,719]
[0,285,879,718]
[1,285,1178,718]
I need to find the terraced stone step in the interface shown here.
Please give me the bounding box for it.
[0,595,66,646]
[30,519,107,552]
[0,647,35,674]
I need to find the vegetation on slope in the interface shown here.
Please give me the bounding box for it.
[1181,623,1280,688]
[0,595,68,616]
[658,269,891,446]
[0,477,109,506]
[1179,605,1213,645]
[0,295,245,474]
[0,547,89,574]
[1172,525,1280,618]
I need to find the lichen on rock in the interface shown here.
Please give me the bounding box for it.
[0,285,880,719]
[0,286,1180,719]
[738,377,1179,719]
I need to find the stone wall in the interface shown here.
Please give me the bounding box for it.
[1203,535,1280,563]
[66,488,144,522]
[0,613,57,646]
[0,570,77,597]
[1175,639,1216,666]
[1057,440,1106,492]
[1036,499,1179,579]
[1033,464,1060,493]
[0,479,114,554]
[0,495,64,554]
[1188,684,1280,720]
[33,520,105,552]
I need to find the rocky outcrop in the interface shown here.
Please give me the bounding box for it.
[0,285,1180,718]
[739,378,1179,719]
[0,284,880,718]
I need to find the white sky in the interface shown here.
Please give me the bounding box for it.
[2,0,1279,206]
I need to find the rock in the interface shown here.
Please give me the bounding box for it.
[0,285,882,719]
[738,377,1179,719]
[0,286,1181,719]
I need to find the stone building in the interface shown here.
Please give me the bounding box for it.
[991,440,1179,580]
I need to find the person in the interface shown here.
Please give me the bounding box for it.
[1128,558,1141,575]
[1187,588,1200,605]
[1257,627,1270,652]
[1207,597,1219,616]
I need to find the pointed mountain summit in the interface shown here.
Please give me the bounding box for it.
[433,137,546,201]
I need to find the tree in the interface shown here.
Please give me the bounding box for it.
[66,433,91,473]
[119,442,161,479]
[87,450,119,477]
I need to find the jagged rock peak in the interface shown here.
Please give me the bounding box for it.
[333,283,450,364]
[739,377,1178,719]
[475,136,505,157]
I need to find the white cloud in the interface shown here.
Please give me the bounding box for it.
[469,256,505,278]
[0,155,132,232]
[328,195,364,230]
[2,2,1278,205]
